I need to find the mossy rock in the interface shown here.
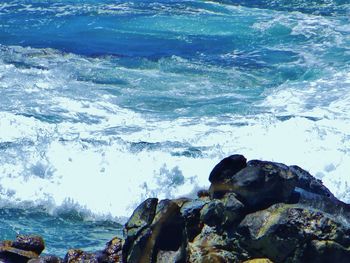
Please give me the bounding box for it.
[238,203,350,262]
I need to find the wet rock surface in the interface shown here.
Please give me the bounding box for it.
[2,154,350,262]
[0,235,45,263]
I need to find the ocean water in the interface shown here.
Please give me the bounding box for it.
[0,0,350,256]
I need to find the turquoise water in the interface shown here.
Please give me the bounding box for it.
[0,0,350,256]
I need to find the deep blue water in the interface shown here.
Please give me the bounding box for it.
[0,0,350,256]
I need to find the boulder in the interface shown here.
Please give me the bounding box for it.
[200,194,244,228]
[124,198,159,237]
[28,255,63,263]
[238,203,350,262]
[0,235,45,263]
[210,160,297,210]
[187,246,237,263]
[12,235,45,255]
[96,237,123,263]
[180,200,207,242]
[209,155,247,184]
[301,240,350,263]
[123,198,158,262]
[124,199,186,263]
[200,200,226,227]
[0,245,39,263]
[187,225,237,263]
[289,165,336,199]
[63,249,98,263]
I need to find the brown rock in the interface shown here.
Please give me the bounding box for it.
[97,237,123,263]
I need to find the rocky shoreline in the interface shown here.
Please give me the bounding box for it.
[1,154,350,263]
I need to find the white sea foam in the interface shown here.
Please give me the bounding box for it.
[1,34,350,222]
[1,103,350,221]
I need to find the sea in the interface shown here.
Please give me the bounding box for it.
[0,0,349,256]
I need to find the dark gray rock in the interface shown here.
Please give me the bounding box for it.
[289,165,336,199]
[200,200,226,227]
[126,228,154,263]
[200,193,244,228]
[238,203,350,262]
[124,199,186,263]
[124,198,158,235]
[153,200,184,252]
[221,193,245,226]
[0,246,38,263]
[123,198,158,262]
[210,161,297,210]
[301,240,350,263]
[209,155,247,183]
[181,200,207,241]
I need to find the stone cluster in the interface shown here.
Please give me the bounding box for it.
[2,154,350,262]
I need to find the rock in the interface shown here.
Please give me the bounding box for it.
[152,199,184,252]
[63,249,98,263]
[125,228,154,263]
[0,235,45,263]
[197,190,210,198]
[155,250,183,263]
[96,237,123,263]
[3,155,350,263]
[210,160,297,210]
[124,199,186,263]
[191,225,230,249]
[172,197,191,208]
[188,247,237,263]
[123,198,158,262]
[0,245,39,263]
[124,198,158,236]
[199,195,244,228]
[301,240,350,263]
[181,200,207,241]
[188,225,236,262]
[243,259,274,263]
[12,235,45,255]
[28,255,63,263]
[209,155,247,184]
[221,193,245,226]
[238,203,350,262]
[289,165,338,201]
[200,200,225,227]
